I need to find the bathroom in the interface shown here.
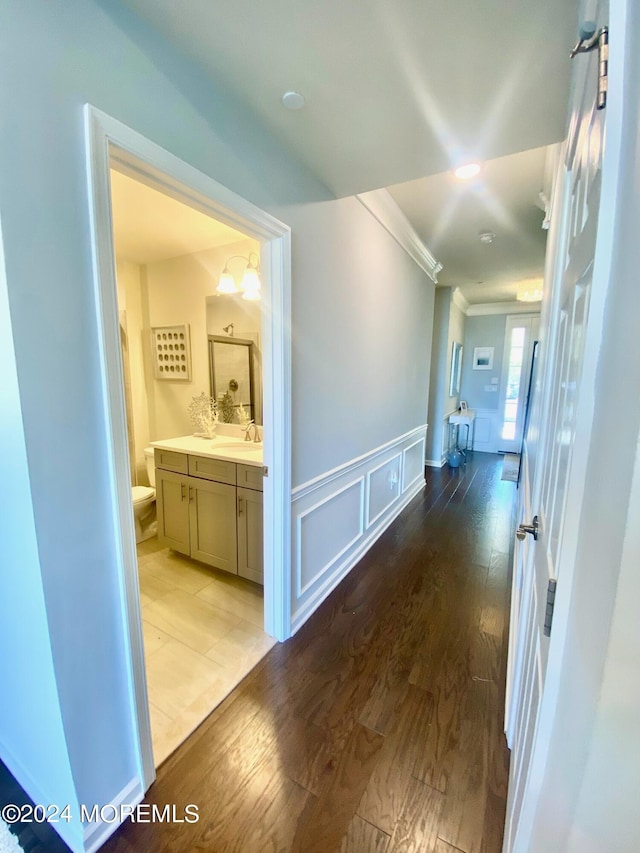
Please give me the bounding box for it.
[111,167,275,765]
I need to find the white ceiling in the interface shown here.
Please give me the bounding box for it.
[118,0,580,302]
[110,170,250,264]
[388,145,553,303]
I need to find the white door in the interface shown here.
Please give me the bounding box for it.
[503,3,610,850]
[497,315,539,454]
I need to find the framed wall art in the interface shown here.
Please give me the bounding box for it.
[152,324,192,380]
[472,346,494,370]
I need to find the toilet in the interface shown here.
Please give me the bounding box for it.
[132,447,156,543]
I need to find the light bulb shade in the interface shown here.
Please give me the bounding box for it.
[240,266,261,294]
[242,286,261,301]
[217,269,238,294]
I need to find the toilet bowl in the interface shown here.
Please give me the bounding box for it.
[132,447,157,543]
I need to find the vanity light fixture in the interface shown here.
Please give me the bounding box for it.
[216,252,261,300]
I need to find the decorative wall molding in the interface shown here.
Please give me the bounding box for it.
[466,301,542,317]
[295,477,365,597]
[452,287,469,314]
[292,425,428,501]
[356,190,442,282]
[291,427,426,632]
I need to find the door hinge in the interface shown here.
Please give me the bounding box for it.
[543,579,557,637]
[570,26,608,109]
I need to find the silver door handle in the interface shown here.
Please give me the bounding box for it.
[517,515,539,541]
[181,483,186,501]
[238,497,244,515]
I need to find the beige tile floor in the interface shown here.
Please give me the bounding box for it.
[136,537,277,765]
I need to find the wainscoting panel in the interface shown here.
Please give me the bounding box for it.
[366,454,401,529]
[291,426,427,631]
[426,413,454,467]
[402,436,426,491]
[296,478,365,597]
[470,408,502,453]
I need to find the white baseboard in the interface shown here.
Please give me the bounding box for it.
[83,776,144,852]
[291,427,426,633]
[425,456,446,468]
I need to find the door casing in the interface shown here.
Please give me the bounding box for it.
[84,105,292,791]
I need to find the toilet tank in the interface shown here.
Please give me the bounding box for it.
[144,447,156,487]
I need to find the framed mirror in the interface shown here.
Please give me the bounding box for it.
[208,335,257,423]
[450,341,463,396]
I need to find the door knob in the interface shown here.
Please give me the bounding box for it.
[517,515,539,541]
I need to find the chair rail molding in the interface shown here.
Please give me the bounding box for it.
[291,426,426,631]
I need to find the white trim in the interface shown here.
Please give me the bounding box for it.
[356,190,442,282]
[291,477,424,633]
[292,424,427,500]
[84,106,292,796]
[84,777,144,853]
[466,301,542,317]
[451,287,469,314]
[291,426,426,631]
[425,457,446,468]
[295,477,365,597]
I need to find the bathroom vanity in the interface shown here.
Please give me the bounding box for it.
[150,436,264,585]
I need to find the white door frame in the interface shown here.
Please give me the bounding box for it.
[84,105,292,791]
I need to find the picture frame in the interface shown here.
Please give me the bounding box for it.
[472,346,494,370]
[459,400,468,411]
[152,324,192,380]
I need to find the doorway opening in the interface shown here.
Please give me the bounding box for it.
[109,165,278,766]
[85,106,291,790]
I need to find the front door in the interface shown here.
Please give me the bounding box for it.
[503,3,610,850]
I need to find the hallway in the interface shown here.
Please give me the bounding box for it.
[104,452,514,852]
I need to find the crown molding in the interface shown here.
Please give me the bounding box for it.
[451,287,469,314]
[356,189,442,283]
[466,301,542,317]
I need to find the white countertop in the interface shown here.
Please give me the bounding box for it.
[449,409,476,424]
[150,434,263,468]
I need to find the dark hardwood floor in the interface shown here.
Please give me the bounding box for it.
[0,452,514,853]
[104,451,515,853]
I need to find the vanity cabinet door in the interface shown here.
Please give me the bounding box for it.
[155,469,190,556]
[237,486,263,585]
[189,478,238,575]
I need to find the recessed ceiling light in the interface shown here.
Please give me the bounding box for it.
[478,231,496,244]
[453,162,481,180]
[281,91,306,110]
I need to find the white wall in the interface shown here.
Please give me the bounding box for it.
[0,1,435,847]
[0,221,81,852]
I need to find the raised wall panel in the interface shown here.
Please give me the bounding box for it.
[366,454,401,529]
[296,478,365,597]
[291,426,428,630]
[402,437,425,492]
